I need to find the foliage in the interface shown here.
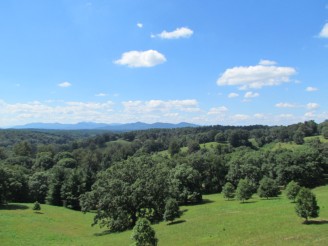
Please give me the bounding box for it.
[168,140,180,156]
[131,218,158,246]
[80,156,170,231]
[222,182,235,200]
[295,188,320,222]
[235,179,254,203]
[257,177,280,199]
[285,181,301,202]
[33,201,41,211]
[164,198,180,223]
[169,164,202,204]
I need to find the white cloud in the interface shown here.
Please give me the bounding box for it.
[275,102,297,108]
[228,92,239,98]
[137,22,143,28]
[304,111,315,118]
[232,114,250,121]
[0,100,115,127]
[259,59,277,66]
[244,91,259,98]
[217,60,296,90]
[207,106,228,115]
[122,99,200,113]
[114,50,166,68]
[95,93,107,97]
[152,27,193,39]
[306,103,319,110]
[305,86,318,92]
[58,82,72,88]
[319,23,328,38]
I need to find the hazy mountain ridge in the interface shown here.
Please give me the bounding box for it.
[11,122,198,131]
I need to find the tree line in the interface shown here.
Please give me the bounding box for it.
[0,120,327,231]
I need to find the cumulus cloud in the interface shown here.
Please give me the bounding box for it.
[275,102,297,108]
[122,99,200,113]
[114,50,166,67]
[306,103,319,110]
[319,23,328,38]
[151,27,193,39]
[228,92,239,98]
[207,106,228,115]
[305,86,318,92]
[244,91,259,98]
[232,114,250,121]
[259,59,277,66]
[217,60,296,90]
[137,22,143,28]
[58,82,72,88]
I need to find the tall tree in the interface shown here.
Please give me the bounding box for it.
[131,218,158,246]
[285,181,301,202]
[235,179,253,203]
[295,188,319,222]
[164,198,180,224]
[222,182,235,200]
[257,177,280,199]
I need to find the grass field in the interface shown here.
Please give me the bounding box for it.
[1,185,327,245]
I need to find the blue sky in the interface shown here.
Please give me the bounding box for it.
[0,0,327,127]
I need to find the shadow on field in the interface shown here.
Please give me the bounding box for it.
[34,211,44,214]
[167,220,186,226]
[303,220,328,225]
[94,230,112,237]
[0,204,29,210]
[240,201,257,204]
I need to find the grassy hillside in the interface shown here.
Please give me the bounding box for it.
[1,186,327,245]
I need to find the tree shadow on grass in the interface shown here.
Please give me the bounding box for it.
[240,201,257,204]
[167,220,186,226]
[94,230,112,237]
[34,211,44,214]
[303,220,328,225]
[185,199,214,206]
[0,204,29,210]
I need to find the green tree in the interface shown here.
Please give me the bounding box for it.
[235,179,253,203]
[295,188,319,222]
[257,177,280,199]
[164,198,180,224]
[169,164,202,204]
[187,140,200,154]
[222,182,235,200]
[293,130,305,145]
[168,140,180,157]
[285,181,301,202]
[322,127,328,139]
[28,172,49,203]
[131,218,158,246]
[33,201,41,211]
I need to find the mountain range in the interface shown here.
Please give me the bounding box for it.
[10,122,198,131]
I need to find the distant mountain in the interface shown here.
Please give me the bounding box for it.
[11,122,198,131]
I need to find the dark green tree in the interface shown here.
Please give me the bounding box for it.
[285,180,301,202]
[169,164,202,204]
[164,198,180,224]
[188,140,200,153]
[168,140,180,157]
[235,179,253,203]
[293,130,305,145]
[131,218,158,246]
[33,201,41,211]
[295,188,319,222]
[28,172,49,203]
[257,177,280,199]
[222,182,235,200]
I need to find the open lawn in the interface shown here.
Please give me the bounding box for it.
[1,186,327,245]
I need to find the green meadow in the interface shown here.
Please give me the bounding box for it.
[1,185,327,246]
